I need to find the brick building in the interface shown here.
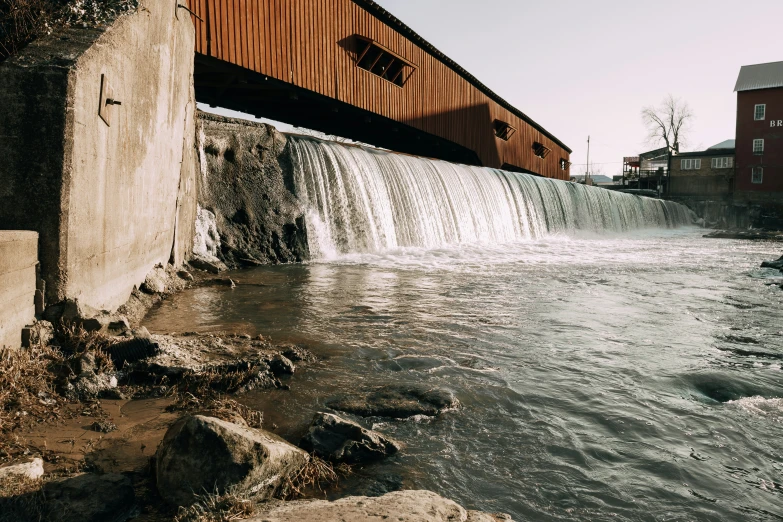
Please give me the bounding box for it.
[668,140,735,198]
[734,61,783,204]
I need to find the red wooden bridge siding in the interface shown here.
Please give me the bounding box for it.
[186,0,571,179]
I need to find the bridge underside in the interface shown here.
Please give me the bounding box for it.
[195,55,482,166]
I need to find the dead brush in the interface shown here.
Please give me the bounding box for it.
[0,344,65,433]
[53,323,116,374]
[173,486,255,522]
[0,475,45,522]
[1,0,138,63]
[167,392,264,429]
[279,455,340,500]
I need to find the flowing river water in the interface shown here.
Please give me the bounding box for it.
[145,140,782,521]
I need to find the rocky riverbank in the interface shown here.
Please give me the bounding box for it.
[0,261,509,522]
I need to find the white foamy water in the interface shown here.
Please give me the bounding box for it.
[289,137,693,259]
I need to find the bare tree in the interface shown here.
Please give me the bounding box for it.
[641,94,693,153]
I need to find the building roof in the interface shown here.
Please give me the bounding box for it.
[676,149,735,158]
[352,0,572,153]
[708,139,735,150]
[734,61,783,92]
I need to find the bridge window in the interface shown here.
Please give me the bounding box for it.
[560,158,571,171]
[533,142,551,159]
[493,120,516,141]
[356,36,415,87]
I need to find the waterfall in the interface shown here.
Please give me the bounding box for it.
[289,137,692,258]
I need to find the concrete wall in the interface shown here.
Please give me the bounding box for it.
[0,1,197,311]
[0,232,38,349]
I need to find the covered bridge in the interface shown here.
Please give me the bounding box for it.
[185,0,571,179]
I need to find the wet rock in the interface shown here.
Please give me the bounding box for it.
[760,255,783,270]
[141,265,167,294]
[41,472,136,522]
[156,415,309,506]
[189,255,229,274]
[78,352,97,374]
[281,345,317,363]
[300,412,399,464]
[268,354,295,376]
[0,458,44,481]
[177,269,195,281]
[247,490,512,522]
[327,385,460,419]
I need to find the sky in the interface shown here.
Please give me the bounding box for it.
[205,0,783,177]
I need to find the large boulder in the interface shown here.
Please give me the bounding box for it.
[761,255,783,270]
[300,412,399,464]
[247,490,512,522]
[327,385,460,419]
[155,415,309,506]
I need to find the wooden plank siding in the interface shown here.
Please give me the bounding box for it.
[187,0,571,179]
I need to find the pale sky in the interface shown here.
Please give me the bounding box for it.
[206,1,783,176]
[371,0,783,175]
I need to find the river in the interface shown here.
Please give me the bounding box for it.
[145,228,783,521]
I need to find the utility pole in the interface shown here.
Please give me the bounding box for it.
[586,135,590,185]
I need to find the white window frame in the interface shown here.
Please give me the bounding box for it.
[753,139,764,155]
[754,104,766,121]
[751,167,763,184]
[710,157,734,169]
[680,158,701,170]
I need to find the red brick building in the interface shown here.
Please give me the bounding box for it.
[734,61,783,204]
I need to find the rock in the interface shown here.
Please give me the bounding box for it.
[68,372,118,401]
[131,326,151,339]
[247,490,512,522]
[41,472,136,522]
[760,255,783,270]
[46,299,129,335]
[177,269,195,281]
[281,345,316,363]
[197,113,309,267]
[155,415,309,506]
[78,352,96,374]
[189,255,229,274]
[0,458,44,481]
[300,412,399,464]
[327,385,460,419]
[91,420,118,433]
[141,266,168,294]
[268,354,295,376]
[21,320,54,348]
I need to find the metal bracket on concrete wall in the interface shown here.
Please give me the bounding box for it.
[98,74,120,127]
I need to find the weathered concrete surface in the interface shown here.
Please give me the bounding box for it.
[0,232,38,348]
[0,0,197,311]
[197,113,309,267]
[249,490,512,522]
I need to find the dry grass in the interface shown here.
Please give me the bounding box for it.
[54,323,117,371]
[279,455,341,500]
[167,393,264,429]
[0,0,137,62]
[0,475,45,522]
[174,487,256,522]
[0,344,65,433]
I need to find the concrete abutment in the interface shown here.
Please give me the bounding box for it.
[0,0,198,314]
